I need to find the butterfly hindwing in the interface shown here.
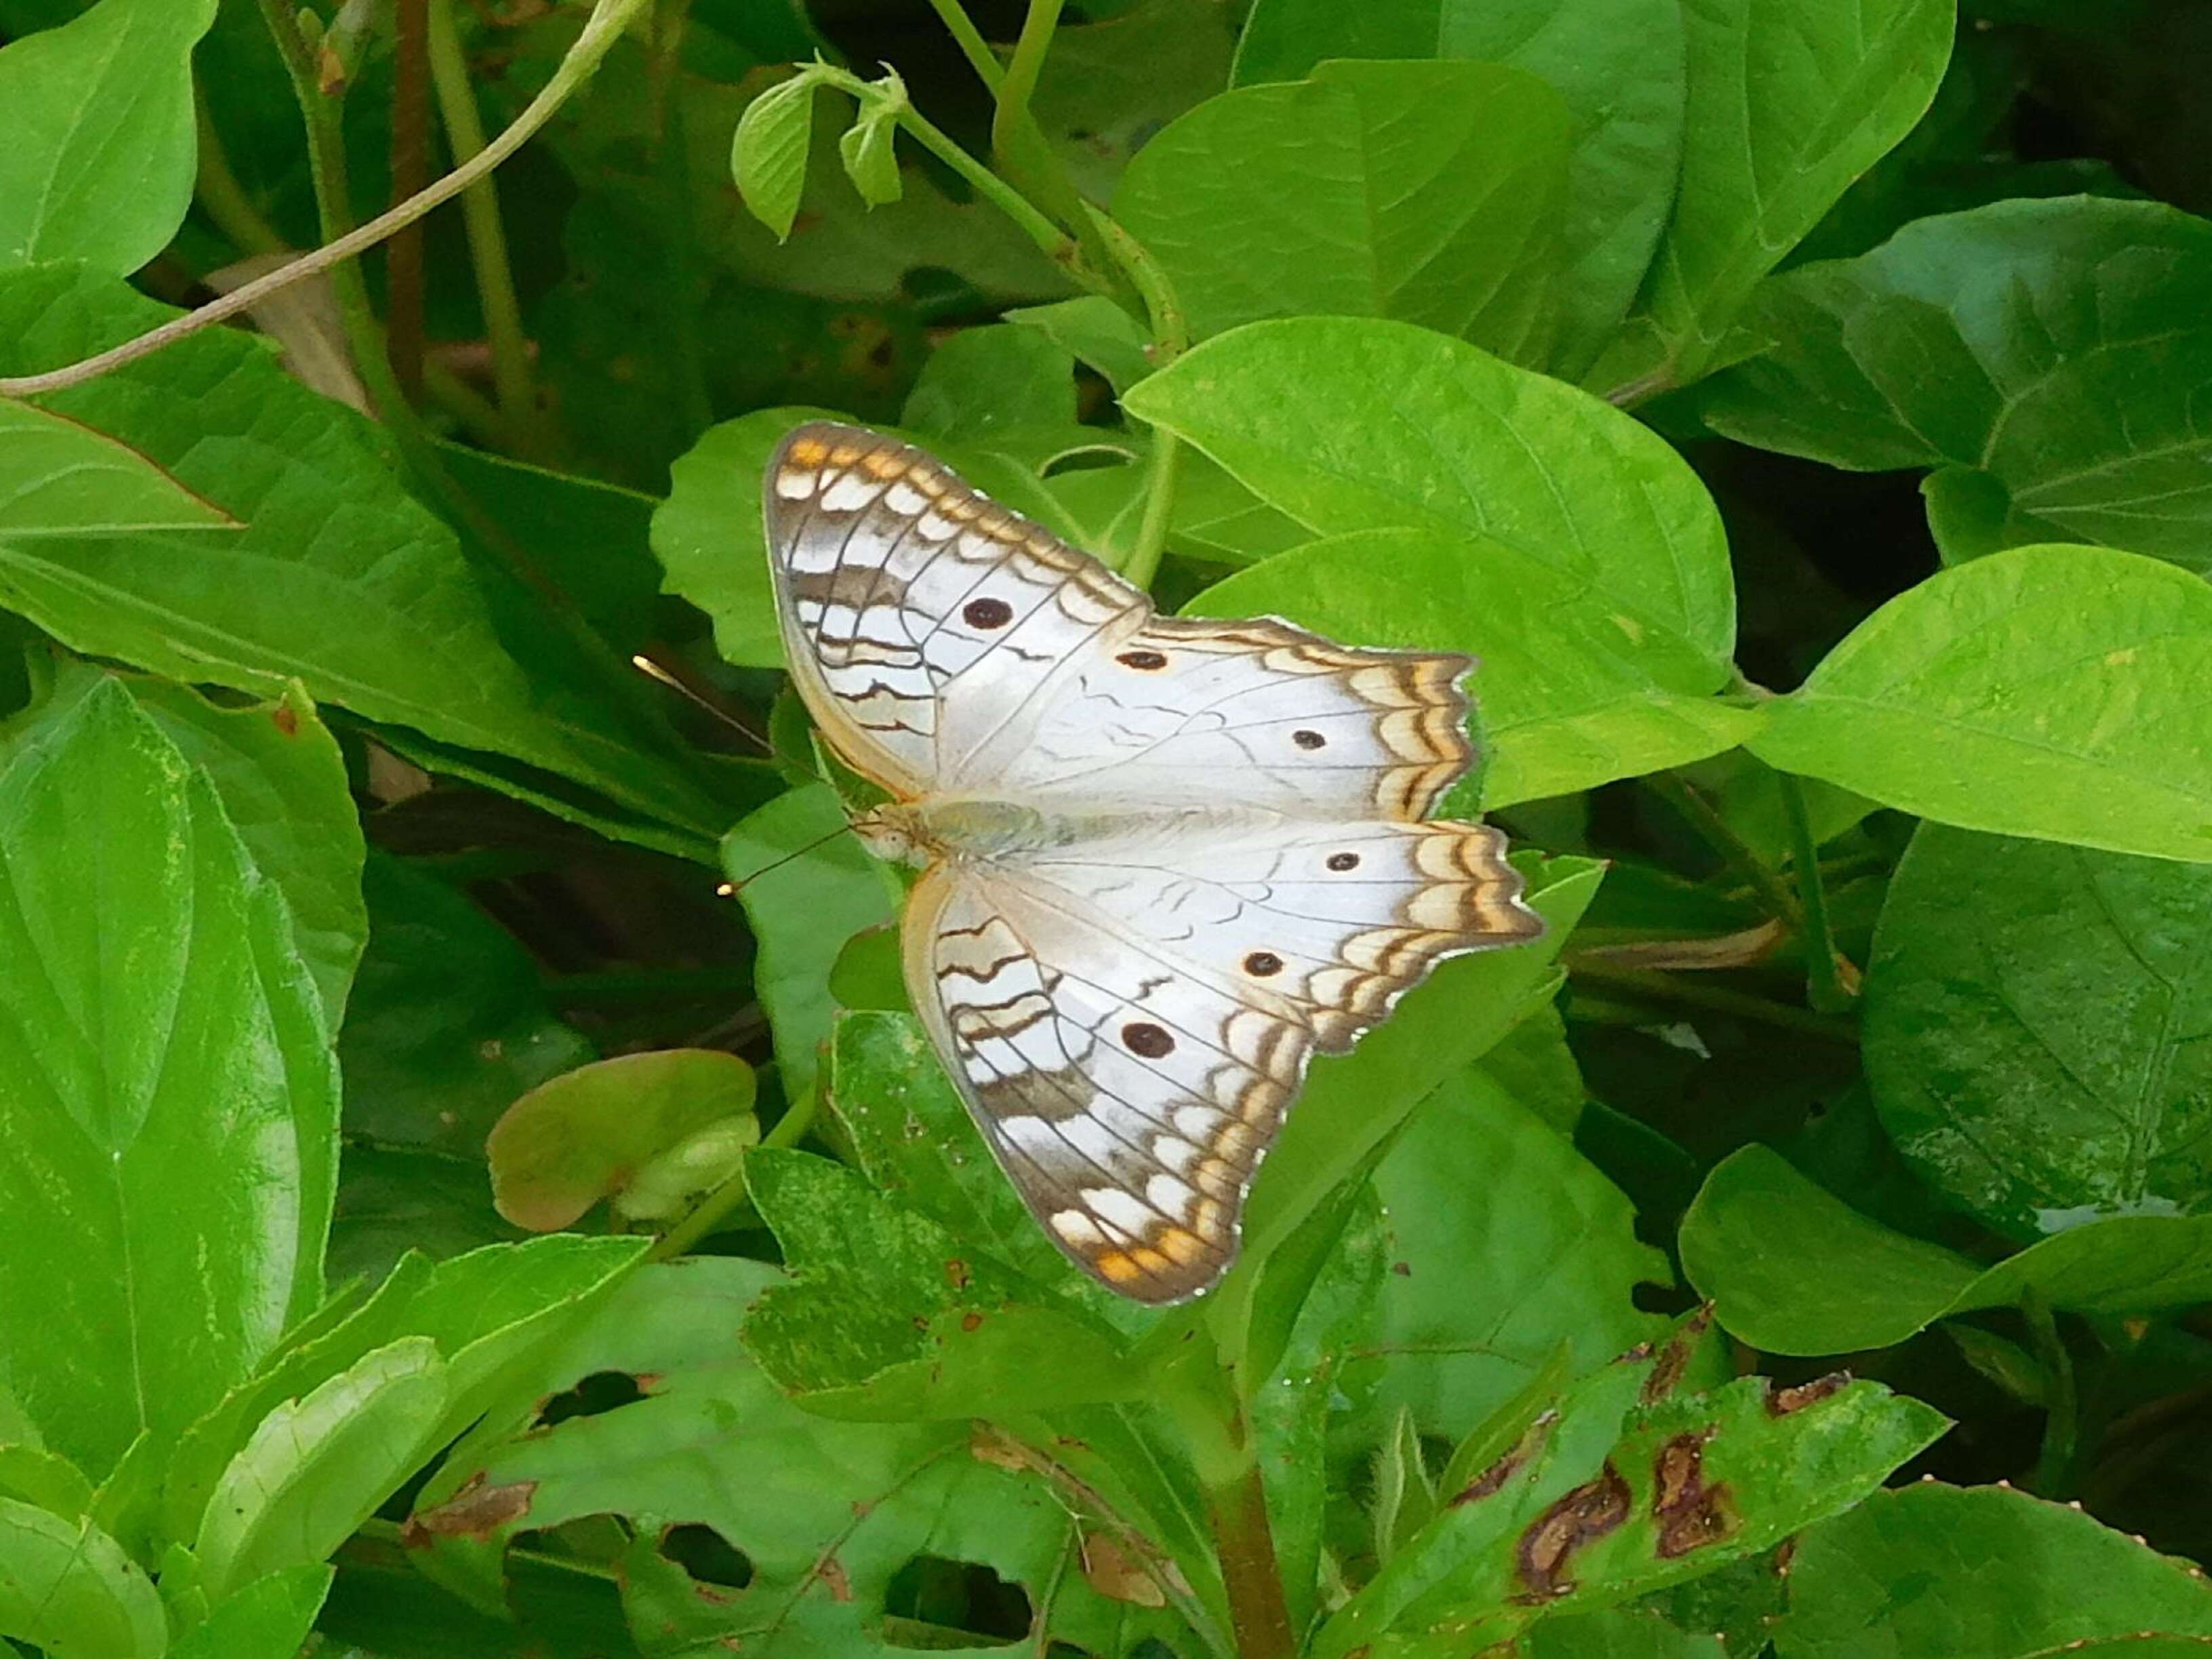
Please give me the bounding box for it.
[905,818,1540,1303]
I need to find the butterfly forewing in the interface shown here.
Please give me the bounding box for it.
[763,420,1542,1303]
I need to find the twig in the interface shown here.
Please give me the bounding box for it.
[1779,771,1859,1012]
[388,0,432,399]
[1567,960,1858,1042]
[1643,770,1805,932]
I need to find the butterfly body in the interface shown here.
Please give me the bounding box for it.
[765,422,1542,1303]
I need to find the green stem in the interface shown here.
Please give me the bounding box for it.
[193,89,287,257]
[0,0,653,397]
[1172,1386,1295,1659]
[2025,1292,2078,1497]
[1567,960,1857,1042]
[992,0,1065,157]
[1778,771,1855,1013]
[426,0,550,456]
[1120,429,1182,591]
[923,0,1003,89]
[1644,771,1805,932]
[253,0,418,435]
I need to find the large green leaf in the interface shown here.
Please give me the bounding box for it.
[410,1260,1185,1656]
[0,0,216,274]
[1591,0,1954,394]
[1683,1146,2212,1355]
[1704,199,2212,574]
[168,1565,332,1659]
[1130,319,1750,802]
[1866,824,2212,1236]
[1748,545,2212,863]
[0,266,731,854]
[1029,0,1239,205]
[0,1499,163,1659]
[1312,1324,1948,1656]
[1774,1484,2212,1658]
[1349,1065,1670,1439]
[0,681,337,1479]
[1229,0,1687,377]
[1115,60,1572,364]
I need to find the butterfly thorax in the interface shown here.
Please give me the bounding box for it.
[853,799,1053,867]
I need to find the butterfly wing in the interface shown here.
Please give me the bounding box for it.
[766,422,1475,816]
[764,422,1147,796]
[906,817,1540,1303]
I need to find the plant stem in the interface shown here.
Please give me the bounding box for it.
[388,0,432,400]
[0,0,653,398]
[1644,770,1805,931]
[2025,1292,2078,1497]
[1566,960,1858,1042]
[646,1084,818,1263]
[1779,771,1856,1012]
[923,0,1003,88]
[426,0,551,456]
[1191,1398,1296,1659]
[994,0,1065,150]
[193,90,287,258]
[1121,428,1183,591]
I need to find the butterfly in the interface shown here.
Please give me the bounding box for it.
[764,421,1542,1303]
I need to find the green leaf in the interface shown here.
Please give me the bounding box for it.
[0,1499,163,1659]
[1124,317,1739,671]
[731,69,823,239]
[1704,199,2212,575]
[0,398,233,535]
[903,325,1078,441]
[722,781,898,1104]
[0,680,337,1479]
[410,1260,1160,1656]
[1029,0,1239,205]
[1682,1146,2212,1354]
[838,104,903,208]
[169,1564,332,1659]
[0,0,216,273]
[195,1338,448,1603]
[1591,0,1954,393]
[0,266,731,853]
[1867,824,2212,1235]
[161,1234,644,1553]
[1774,1483,2212,1658]
[1312,1335,1948,1656]
[489,1049,757,1230]
[1748,545,2212,862]
[1229,0,1689,377]
[1006,295,1157,397]
[1115,60,1573,363]
[0,1447,94,1521]
[1348,1067,1669,1441]
[1185,527,1761,808]
[339,851,594,1158]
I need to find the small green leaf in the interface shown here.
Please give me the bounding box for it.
[733,69,825,239]
[0,0,217,274]
[1868,825,2212,1235]
[194,1338,449,1603]
[838,105,903,208]
[1682,1147,2212,1355]
[1942,1324,2050,1407]
[1005,295,1156,396]
[1704,199,2212,576]
[1775,1483,2212,1658]
[1748,545,2212,863]
[489,1050,757,1231]
[1115,60,1574,363]
[1374,1406,1438,1565]
[0,1499,163,1659]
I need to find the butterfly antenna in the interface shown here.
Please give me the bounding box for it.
[632,653,773,754]
[716,820,861,899]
